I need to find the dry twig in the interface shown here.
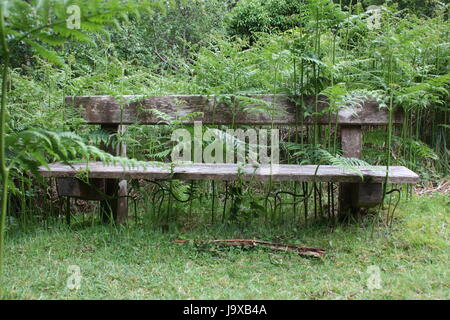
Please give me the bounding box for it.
[174,239,326,258]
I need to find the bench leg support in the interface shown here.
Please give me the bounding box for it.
[65,196,71,225]
[339,125,362,219]
[338,125,384,220]
[99,180,128,225]
[100,124,128,224]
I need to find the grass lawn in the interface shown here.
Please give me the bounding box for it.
[0,193,448,300]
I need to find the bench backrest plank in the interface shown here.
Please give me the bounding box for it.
[65,94,403,126]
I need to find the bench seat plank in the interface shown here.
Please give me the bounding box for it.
[39,162,419,184]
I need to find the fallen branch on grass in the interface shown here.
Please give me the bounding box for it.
[173,239,326,258]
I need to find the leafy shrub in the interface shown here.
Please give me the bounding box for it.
[96,0,228,71]
[226,0,305,39]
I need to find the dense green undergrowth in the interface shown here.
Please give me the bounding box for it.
[0,194,448,299]
[6,1,449,183]
[0,0,448,298]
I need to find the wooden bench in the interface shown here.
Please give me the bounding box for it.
[39,94,419,223]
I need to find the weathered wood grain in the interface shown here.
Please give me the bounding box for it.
[40,162,419,184]
[341,125,362,158]
[340,125,364,212]
[353,183,383,207]
[56,177,106,200]
[65,95,403,126]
